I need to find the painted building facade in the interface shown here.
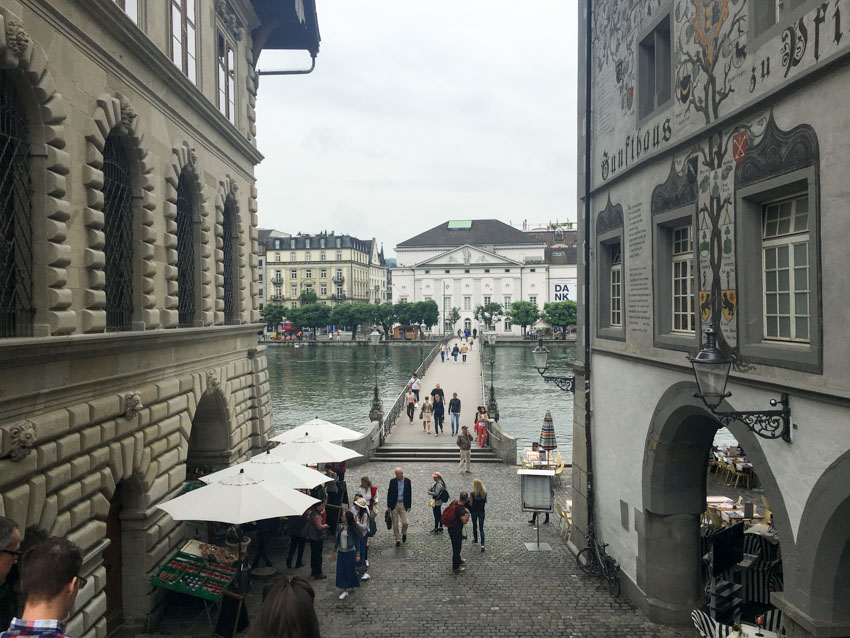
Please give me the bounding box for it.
[573,1,850,636]
[0,0,320,635]
[263,232,388,307]
[393,220,578,335]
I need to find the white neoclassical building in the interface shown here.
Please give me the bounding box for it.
[392,220,577,335]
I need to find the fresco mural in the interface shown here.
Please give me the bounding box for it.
[592,0,839,361]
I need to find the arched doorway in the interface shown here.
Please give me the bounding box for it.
[103,477,144,635]
[187,389,233,473]
[638,382,789,625]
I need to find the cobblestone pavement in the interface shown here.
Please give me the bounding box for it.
[281,461,696,638]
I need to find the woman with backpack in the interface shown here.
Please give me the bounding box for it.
[419,396,433,433]
[469,479,487,552]
[427,472,447,534]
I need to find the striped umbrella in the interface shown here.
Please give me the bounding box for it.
[539,410,558,451]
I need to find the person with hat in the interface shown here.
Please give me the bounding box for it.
[352,497,372,581]
[427,472,448,534]
[457,426,474,474]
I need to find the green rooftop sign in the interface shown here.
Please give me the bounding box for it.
[447,220,472,229]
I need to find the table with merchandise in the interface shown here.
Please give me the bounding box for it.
[151,540,238,601]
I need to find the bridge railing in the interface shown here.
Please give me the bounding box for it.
[479,344,517,464]
[379,338,445,444]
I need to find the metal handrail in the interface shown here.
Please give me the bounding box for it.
[379,338,445,443]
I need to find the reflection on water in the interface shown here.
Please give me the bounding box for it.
[266,345,425,434]
[490,345,576,458]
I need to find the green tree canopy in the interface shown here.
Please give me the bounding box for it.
[508,301,540,335]
[261,303,287,329]
[395,301,416,327]
[373,304,397,339]
[285,305,301,328]
[542,300,577,337]
[299,289,318,305]
[418,299,439,328]
[298,303,331,334]
[330,303,354,331]
[474,302,504,330]
[448,307,461,328]
[349,302,377,340]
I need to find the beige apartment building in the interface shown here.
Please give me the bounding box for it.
[0,0,320,635]
[264,232,387,307]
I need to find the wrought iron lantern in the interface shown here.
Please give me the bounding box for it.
[689,325,792,442]
[369,327,381,347]
[532,337,575,393]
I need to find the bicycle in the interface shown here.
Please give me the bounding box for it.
[576,529,621,597]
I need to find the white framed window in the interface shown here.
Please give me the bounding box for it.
[274,287,280,297]
[290,252,296,262]
[305,252,311,261]
[443,295,451,310]
[762,193,809,342]
[170,0,197,83]
[610,243,622,327]
[321,285,327,295]
[291,285,297,297]
[464,296,471,311]
[336,252,342,260]
[290,239,297,249]
[275,253,280,262]
[216,30,236,123]
[305,269,312,279]
[671,224,695,333]
[504,318,511,330]
[320,252,326,261]
[113,0,139,24]
[483,296,491,305]
[321,269,327,278]
[290,270,297,279]
[530,296,537,307]
[503,295,511,310]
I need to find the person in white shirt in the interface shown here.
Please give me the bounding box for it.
[408,373,421,401]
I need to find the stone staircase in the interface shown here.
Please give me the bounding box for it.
[371,444,503,464]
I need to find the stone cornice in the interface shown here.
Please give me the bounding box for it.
[31,0,263,173]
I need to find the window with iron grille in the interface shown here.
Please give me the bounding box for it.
[0,73,33,338]
[216,30,236,123]
[170,0,197,83]
[222,200,236,324]
[102,135,134,331]
[176,172,196,327]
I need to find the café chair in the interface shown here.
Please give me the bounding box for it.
[554,459,566,485]
[707,507,728,530]
[761,608,785,634]
[556,501,570,538]
[691,609,733,637]
[521,457,532,469]
[730,464,751,489]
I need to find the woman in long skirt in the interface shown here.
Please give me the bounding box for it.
[333,510,361,600]
[353,497,372,581]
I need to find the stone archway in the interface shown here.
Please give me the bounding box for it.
[638,381,791,624]
[186,385,233,472]
[0,8,74,336]
[775,450,850,636]
[82,91,158,333]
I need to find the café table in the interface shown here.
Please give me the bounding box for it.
[706,495,734,505]
[721,509,764,523]
[731,623,779,637]
[522,447,558,469]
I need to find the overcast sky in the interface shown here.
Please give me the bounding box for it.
[254,1,578,258]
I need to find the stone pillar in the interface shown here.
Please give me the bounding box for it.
[569,362,589,553]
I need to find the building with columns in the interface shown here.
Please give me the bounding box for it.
[0,1,319,635]
[392,219,577,335]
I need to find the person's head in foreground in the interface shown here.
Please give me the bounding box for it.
[254,577,320,638]
[19,537,83,622]
[0,517,20,584]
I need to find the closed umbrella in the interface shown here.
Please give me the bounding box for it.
[539,410,558,464]
[271,417,362,443]
[199,450,333,489]
[157,469,319,525]
[270,434,362,465]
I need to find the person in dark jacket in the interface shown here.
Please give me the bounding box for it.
[385,468,412,547]
[469,479,487,551]
[306,504,329,580]
[427,472,447,534]
[286,512,308,569]
[446,492,470,573]
[448,393,461,435]
[432,394,445,437]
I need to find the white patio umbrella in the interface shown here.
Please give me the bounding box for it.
[199,450,334,489]
[157,469,320,525]
[271,417,362,443]
[269,434,362,465]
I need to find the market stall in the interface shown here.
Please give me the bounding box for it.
[151,540,237,601]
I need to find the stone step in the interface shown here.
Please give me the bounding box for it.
[371,456,504,463]
[372,446,503,463]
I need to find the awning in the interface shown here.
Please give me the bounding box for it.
[251,0,321,57]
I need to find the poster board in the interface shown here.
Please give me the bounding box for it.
[213,591,248,638]
[518,469,554,513]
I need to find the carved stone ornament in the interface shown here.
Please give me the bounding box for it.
[123,392,144,420]
[188,146,198,167]
[228,180,239,198]
[215,0,244,41]
[596,195,624,236]
[119,98,137,129]
[3,421,36,461]
[206,370,221,394]
[5,19,30,58]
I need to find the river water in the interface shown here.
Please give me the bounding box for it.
[265,343,735,459]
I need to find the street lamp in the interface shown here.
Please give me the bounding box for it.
[420,321,427,339]
[369,327,381,347]
[689,325,792,442]
[487,356,499,422]
[532,337,575,393]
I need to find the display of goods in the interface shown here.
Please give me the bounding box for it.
[157,571,179,584]
[210,564,236,575]
[202,582,224,595]
[181,574,203,590]
[199,543,237,565]
[168,560,199,573]
[200,569,230,583]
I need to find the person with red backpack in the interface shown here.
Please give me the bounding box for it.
[441,491,470,573]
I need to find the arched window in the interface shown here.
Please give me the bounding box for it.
[176,172,196,327]
[222,199,236,324]
[102,134,134,331]
[0,72,33,338]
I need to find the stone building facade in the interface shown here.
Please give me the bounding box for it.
[573,1,850,636]
[0,0,319,635]
[264,232,388,307]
